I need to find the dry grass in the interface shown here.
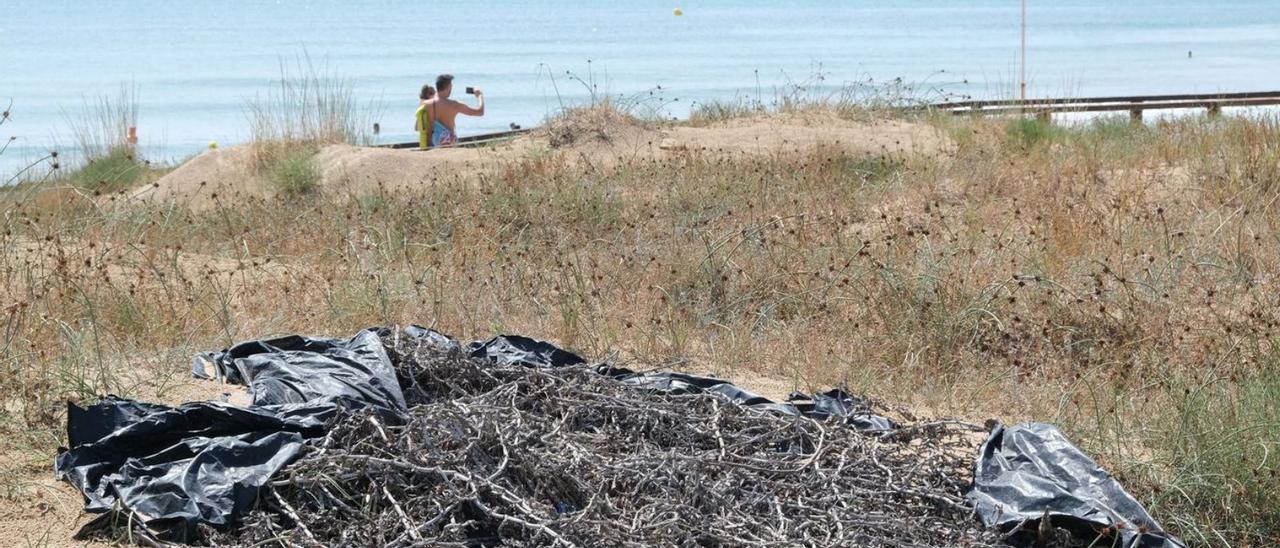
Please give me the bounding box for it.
[239,56,374,202]
[63,84,138,165]
[691,72,950,125]
[542,104,646,148]
[2,109,1279,545]
[538,64,674,148]
[247,55,370,146]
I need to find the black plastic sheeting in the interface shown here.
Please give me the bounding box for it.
[55,325,1180,545]
[191,329,405,416]
[969,423,1186,547]
[56,397,333,540]
[55,326,896,541]
[55,329,407,542]
[450,331,898,430]
[601,368,897,431]
[467,333,586,368]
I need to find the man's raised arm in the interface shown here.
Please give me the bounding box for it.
[457,89,485,117]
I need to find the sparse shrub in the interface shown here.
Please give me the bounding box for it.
[543,103,643,148]
[247,54,374,168]
[690,98,762,124]
[689,69,951,124]
[1080,114,1149,142]
[265,145,321,196]
[356,192,389,214]
[65,85,138,163]
[1144,364,1280,545]
[58,85,146,191]
[1190,115,1280,195]
[837,154,905,185]
[1004,117,1062,148]
[242,54,373,194]
[67,147,143,191]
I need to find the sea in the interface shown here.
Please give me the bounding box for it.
[3,0,1279,180]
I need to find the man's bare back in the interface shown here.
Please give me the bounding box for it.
[426,97,484,133]
[427,74,484,135]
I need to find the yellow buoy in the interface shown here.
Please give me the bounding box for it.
[208,141,218,150]
[674,8,683,16]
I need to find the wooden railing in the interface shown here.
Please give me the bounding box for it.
[930,91,1280,120]
[378,128,534,150]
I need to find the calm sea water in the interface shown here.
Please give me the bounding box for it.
[3,1,1279,179]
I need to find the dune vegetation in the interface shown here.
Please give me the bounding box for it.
[2,91,1279,545]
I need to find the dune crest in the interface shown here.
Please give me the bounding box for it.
[129,115,944,210]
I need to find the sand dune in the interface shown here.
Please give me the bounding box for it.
[124,114,945,211]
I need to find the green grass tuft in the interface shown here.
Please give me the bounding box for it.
[690,99,763,125]
[67,147,144,192]
[1004,117,1063,148]
[1150,365,1280,545]
[266,146,321,197]
[838,154,905,185]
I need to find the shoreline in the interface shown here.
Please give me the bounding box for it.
[8,100,1280,188]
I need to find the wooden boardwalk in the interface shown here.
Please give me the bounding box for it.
[378,128,534,150]
[372,91,1280,145]
[931,91,1280,121]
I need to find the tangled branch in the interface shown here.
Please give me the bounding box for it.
[209,334,1000,547]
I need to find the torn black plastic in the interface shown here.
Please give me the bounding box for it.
[55,397,332,541]
[59,328,408,542]
[600,368,897,430]
[467,334,588,368]
[968,423,1185,548]
[462,331,898,430]
[56,326,1180,545]
[192,329,405,416]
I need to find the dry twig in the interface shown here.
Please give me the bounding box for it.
[209,334,1002,547]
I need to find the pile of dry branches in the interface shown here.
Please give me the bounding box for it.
[210,333,1002,547]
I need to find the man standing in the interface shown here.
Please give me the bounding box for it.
[423,74,484,148]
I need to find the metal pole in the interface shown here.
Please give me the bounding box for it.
[1020,0,1027,102]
